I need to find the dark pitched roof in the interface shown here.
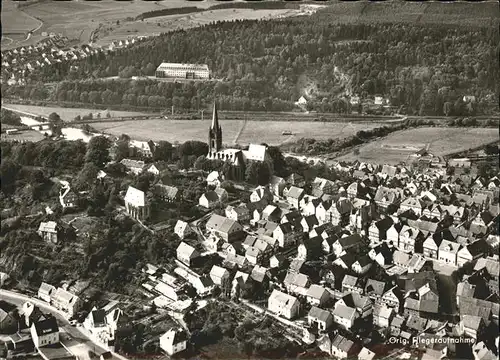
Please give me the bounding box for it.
[338,233,362,247]
[302,215,319,228]
[365,279,386,296]
[33,317,59,336]
[375,217,394,232]
[355,255,372,267]
[91,309,106,326]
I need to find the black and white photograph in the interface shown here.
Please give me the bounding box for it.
[0,0,499,359]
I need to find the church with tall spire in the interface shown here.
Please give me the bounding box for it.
[206,101,269,179]
[208,101,222,155]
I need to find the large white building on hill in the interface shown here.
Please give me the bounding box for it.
[155,63,210,79]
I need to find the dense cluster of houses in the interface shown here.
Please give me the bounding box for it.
[0,297,121,360]
[1,35,146,85]
[37,282,83,318]
[1,300,75,359]
[5,130,498,359]
[136,158,499,358]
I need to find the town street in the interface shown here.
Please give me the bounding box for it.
[0,289,129,360]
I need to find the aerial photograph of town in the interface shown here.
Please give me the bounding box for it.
[0,0,499,360]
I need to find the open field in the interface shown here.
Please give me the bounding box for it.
[3,104,149,121]
[1,1,40,35]
[90,118,383,145]
[336,127,500,164]
[1,0,301,50]
[1,130,46,143]
[93,7,303,47]
[315,1,499,26]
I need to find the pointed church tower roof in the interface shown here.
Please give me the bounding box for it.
[211,101,220,130]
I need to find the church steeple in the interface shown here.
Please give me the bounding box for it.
[208,100,222,154]
[211,100,220,130]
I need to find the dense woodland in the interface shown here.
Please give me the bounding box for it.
[5,18,498,115]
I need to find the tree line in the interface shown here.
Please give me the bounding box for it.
[8,19,497,116]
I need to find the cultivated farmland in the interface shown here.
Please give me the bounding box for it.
[2,0,303,50]
[336,127,500,164]
[92,8,303,47]
[315,1,499,26]
[90,119,383,145]
[1,0,41,44]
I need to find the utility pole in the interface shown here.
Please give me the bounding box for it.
[171,105,174,116]
[201,110,204,121]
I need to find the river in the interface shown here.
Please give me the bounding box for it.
[20,116,98,143]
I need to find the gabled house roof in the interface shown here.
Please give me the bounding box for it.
[337,233,362,247]
[39,282,56,296]
[354,255,372,268]
[302,215,319,228]
[306,284,328,300]
[206,214,242,235]
[32,317,59,336]
[201,190,219,203]
[308,306,332,322]
[176,242,198,259]
[38,221,58,233]
[407,219,439,234]
[438,239,461,254]
[373,304,393,319]
[358,347,376,360]
[210,265,229,279]
[332,304,357,322]
[460,315,483,331]
[364,279,386,297]
[262,205,280,219]
[207,171,221,183]
[370,243,393,262]
[342,275,360,288]
[474,257,500,278]
[457,281,476,298]
[336,253,356,268]
[373,217,394,232]
[90,308,107,327]
[154,184,179,199]
[120,158,145,170]
[284,272,310,288]
[401,197,425,209]
[250,265,268,283]
[275,222,294,235]
[52,287,78,306]
[124,186,146,207]
[331,333,356,353]
[340,292,371,309]
[286,186,304,199]
[161,328,188,346]
[406,315,428,331]
[374,186,403,203]
[174,220,190,235]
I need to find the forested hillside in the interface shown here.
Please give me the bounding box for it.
[8,16,499,115]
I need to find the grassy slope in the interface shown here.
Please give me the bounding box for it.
[336,127,500,164]
[3,0,497,50]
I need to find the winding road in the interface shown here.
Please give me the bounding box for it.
[0,289,129,360]
[22,12,43,42]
